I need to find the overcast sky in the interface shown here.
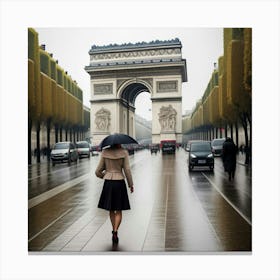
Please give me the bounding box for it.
[36,27,223,120]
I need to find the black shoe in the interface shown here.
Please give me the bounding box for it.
[112,231,119,244]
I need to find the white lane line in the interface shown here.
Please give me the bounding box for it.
[28,165,70,181]
[212,168,252,198]
[28,208,73,242]
[202,172,252,226]
[28,173,90,209]
[28,158,97,181]
[163,178,169,247]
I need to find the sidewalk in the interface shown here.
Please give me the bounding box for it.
[30,155,49,165]
[236,153,251,168]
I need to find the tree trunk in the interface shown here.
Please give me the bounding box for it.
[36,122,41,163]
[65,127,68,141]
[235,122,239,149]
[28,119,32,165]
[240,113,249,164]
[224,124,228,138]
[230,124,233,139]
[47,120,51,161]
[55,124,58,143]
[246,113,252,164]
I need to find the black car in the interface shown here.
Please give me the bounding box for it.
[188,141,214,171]
[150,144,159,154]
[161,141,176,154]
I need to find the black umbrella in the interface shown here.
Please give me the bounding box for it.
[99,133,138,149]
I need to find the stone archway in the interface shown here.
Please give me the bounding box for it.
[85,38,187,145]
[118,79,151,137]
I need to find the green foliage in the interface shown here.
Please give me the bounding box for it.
[50,60,57,80]
[232,28,244,40]
[243,28,252,93]
[189,28,251,131]
[57,67,63,86]
[83,109,90,127]
[28,29,35,60]
[29,28,85,128]
[40,51,50,76]
[40,73,52,120]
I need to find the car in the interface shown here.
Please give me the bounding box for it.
[90,145,100,156]
[186,140,204,151]
[188,141,214,171]
[161,140,176,154]
[50,141,78,166]
[122,144,135,155]
[150,144,159,154]
[211,138,225,156]
[76,141,91,159]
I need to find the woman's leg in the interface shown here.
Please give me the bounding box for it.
[109,211,115,229]
[113,211,122,232]
[110,211,122,244]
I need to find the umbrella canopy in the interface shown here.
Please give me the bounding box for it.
[99,133,138,149]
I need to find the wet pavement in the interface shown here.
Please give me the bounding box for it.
[28,149,252,253]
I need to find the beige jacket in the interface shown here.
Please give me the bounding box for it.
[95,147,133,187]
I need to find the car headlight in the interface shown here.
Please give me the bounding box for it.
[190,153,197,158]
[207,154,213,158]
[65,152,68,155]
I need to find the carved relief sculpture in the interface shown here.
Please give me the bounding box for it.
[91,48,181,60]
[95,108,111,131]
[157,81,178,93]
[94,83,113,95]
[158,105,177,131]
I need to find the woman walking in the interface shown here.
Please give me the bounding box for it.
[95,144,134,244]
[222,137,237,181]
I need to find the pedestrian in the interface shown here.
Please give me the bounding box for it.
[222,137,237,181]
[239,144,244,155]
[95,144,134,245]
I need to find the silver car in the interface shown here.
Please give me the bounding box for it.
[50,142,78,166]
[76,141,90,159]
[211,138,225,156]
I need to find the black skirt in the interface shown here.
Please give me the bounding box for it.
[98,179,131,211]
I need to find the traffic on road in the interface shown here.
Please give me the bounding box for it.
[28,145,251,252]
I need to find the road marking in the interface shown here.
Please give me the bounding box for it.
[163,178,169,247]
[28,208,73,242]
[28,159,94,181]
[28,173,91,209]
[211,168,252,198]
[28,153,142,209]
[202,172,252,226]
[28,165,70,181]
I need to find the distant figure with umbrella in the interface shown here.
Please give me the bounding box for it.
[95,133,137,245]
[222,137,237,181]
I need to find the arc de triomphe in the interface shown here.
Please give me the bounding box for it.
[85,38,187,145]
